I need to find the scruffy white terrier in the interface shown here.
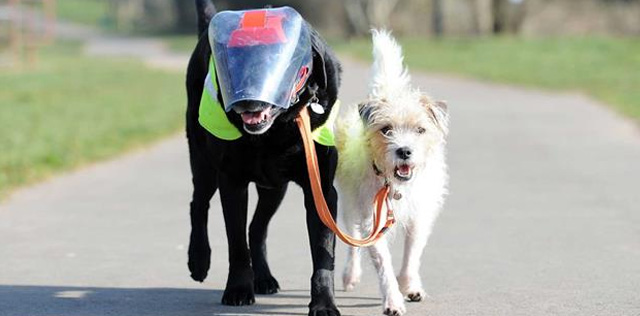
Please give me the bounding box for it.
[335,30,449,316]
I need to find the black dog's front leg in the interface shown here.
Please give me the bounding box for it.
[302,146,341,316]
[218,173,255,306]
[188,181,216,282]
[250,184,288,294]
[186,133,217,282]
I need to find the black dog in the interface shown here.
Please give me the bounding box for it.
[186,1,342,315]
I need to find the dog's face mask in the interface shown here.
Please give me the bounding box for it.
[210,7,314,135]
[360,95,448,183]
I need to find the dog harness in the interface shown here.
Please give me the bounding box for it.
[199,57,338,146]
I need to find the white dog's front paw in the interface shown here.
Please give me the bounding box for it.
[405,289,427,302]
[342,266,361,291]
[382,293,406,315]
[398,275,427,302]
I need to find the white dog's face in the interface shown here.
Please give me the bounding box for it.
[359,94,448,184]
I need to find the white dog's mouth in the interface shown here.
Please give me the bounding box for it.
[394,164,414,181]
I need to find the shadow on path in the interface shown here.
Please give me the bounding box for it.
[0,285,378,316]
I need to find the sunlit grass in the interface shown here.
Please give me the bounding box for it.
[56,0,109,27]
[335,36,640,120]
[0,41,185,197]
[162,34,199,53]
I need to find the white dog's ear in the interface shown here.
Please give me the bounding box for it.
[421,96,449,135]
[358,100,376,125]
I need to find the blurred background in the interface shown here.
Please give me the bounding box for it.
[0,0,638,195]
[1,2,639,315]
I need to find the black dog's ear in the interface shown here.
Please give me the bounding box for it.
[310,28,328,90]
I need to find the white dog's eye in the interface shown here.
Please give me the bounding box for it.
[380,125,393,136]
[417,127,426,134]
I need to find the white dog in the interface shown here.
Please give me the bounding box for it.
[335,30,449,316]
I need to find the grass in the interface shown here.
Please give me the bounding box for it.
[0,41,185,197]
[334,36,640,120]
[162,35,199,54]
[56,0,109,27]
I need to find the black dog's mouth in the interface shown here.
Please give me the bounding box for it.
[237,106,283,135]
[241,106,272,125]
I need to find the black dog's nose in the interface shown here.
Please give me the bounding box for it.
[396,147,412,160]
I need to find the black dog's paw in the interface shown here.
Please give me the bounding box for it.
[221,286,256,306]
[308,308,341,316]
[188,240,211,282]
[254,275,280,295]
[309,303,341,316]
[222,268,255,306]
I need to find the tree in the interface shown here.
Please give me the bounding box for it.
[344,0,402,36]
[433,0,444,36]
[492,0,526,34]
[173,0,197,33]
[470,0,493,35]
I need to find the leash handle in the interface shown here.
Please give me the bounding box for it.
[296,107,395,247]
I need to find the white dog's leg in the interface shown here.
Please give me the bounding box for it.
[368,237,406,316]
[398,220,431,302]
[342,225,362,291]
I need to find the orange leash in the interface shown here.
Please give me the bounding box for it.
[295,107,395,247]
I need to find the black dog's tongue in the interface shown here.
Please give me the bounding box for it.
[241,108,271,125]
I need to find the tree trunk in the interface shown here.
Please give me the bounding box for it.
[344,0,370,36]
[344,0,401,36]
[173,0,196,33]
[367,0,401,26]
[433,0,444,36]
[470,0,493,35]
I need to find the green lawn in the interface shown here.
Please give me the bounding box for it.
[163,35,199,53]
[56,0,109,27]
[335,37,640,120]
[0,42,185,197]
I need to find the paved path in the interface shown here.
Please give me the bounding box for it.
[1,29,640,315]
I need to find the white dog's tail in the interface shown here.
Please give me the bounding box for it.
[369,29,411,99]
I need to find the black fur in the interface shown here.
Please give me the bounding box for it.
[186,3,342,316]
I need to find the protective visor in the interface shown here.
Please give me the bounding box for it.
[209,7,312,112]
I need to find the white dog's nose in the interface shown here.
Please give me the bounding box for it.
[396,147,412,160]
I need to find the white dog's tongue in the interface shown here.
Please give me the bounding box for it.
[241,108,271,125]
[397,164,412,176]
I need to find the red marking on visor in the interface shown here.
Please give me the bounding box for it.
[228,10,287,47]
[294,66,310,94]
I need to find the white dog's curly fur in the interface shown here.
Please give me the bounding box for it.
[335,30,449,316]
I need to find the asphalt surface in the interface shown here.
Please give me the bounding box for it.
[1,55,639,316]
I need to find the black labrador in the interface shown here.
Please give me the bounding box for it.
[186,1,342,315]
